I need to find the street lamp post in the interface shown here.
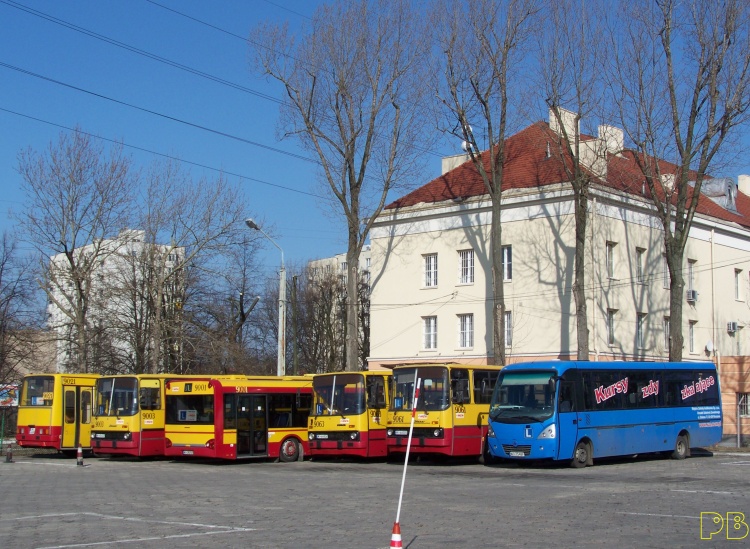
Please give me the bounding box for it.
[245,218,286,377]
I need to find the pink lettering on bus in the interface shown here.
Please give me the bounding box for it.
[594,377,629,404]
[640,380,659,398]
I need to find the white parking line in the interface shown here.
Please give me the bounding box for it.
[8,512,254,548]
[618,512,698,520]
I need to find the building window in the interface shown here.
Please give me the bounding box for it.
[606,241,616,279]
[424,254,438,288]
[458,314,473,348]
[607,309,616,346]
[689,321,697,354]
[423,316,437,349]
[458,250,474,284]
[504,311,512,346]
[635,247,645,284]
[736,269,743,301]
[663,316,670,352]
[734,326,743,356]
[636,313,647,349]
[502,246,512,281]
[687,259,696,291]
[340,261,348,284]
[662,254,670,289]
[739,393,750,417]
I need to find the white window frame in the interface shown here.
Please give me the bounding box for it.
[606,241,616,279]
[662,254,670,289]
[607,309,616,346]
[687,259,696,291]
[458,313,474,349]
[424,253,438,288]
[504,311,512,346]
[502,246,512,281]
[735,269,743,301]
[635,247,645,284]
[423,316,437,350]
[739,393,750,417]
[689,321,697,354]
[663,316,670,352]
[636,313,647,349]
[458,249,474,285]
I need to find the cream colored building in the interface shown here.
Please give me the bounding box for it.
[368,112,750,441]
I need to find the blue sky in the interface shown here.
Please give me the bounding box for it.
[0,0,453,271]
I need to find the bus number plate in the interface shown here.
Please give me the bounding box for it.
[316,434,328,439]
[394,430,408,436]
[509,451,525,457]
[182,450,194,455]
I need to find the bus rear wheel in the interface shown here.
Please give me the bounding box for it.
[570,441,590,468]
[279,437,300,462]
[671,434,689,460]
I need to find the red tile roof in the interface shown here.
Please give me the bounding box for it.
[386,121,750,229]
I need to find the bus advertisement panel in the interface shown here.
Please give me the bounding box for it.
[386,364,501,458]
[307,371,391,458]
[486,361,722,468]
[16,373,99,452]
[164,376,312,462]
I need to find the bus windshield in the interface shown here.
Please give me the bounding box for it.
[312,373,365,416]
[21,376,54,406]
[490,371,555,423]
[96,377,138,417]
[391,366,448,412]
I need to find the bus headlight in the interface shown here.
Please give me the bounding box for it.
[487,424,495,438]
[123,432,131,440]
[537,424,556,439]
[387,428,394,437]
[432,428,443,438]
[308,432,315,440]
[349,432,360,441]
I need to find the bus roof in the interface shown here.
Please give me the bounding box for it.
[499,360,717,374]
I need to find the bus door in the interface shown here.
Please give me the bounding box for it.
[236,394,268,457]
[556,378,578,460]
[61,386,92,449]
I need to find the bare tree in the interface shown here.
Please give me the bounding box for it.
[0,233,37,385]
[17,130,134,372]
[609,0,750,360]
[113,162,249,374]
[251,0,430,371]
[536,0,610,360]
[433,0,536,364]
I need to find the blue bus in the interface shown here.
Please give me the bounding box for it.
[485,361,722,468]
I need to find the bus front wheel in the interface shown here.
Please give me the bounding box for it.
[279,437,300,462]
[671,435,689,460]
[570,441,590,468]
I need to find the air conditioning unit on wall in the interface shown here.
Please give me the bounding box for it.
[727,321,738,333]
[686,289,698,302]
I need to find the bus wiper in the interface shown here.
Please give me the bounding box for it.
[513,415,540,423]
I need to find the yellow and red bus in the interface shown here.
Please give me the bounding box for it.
[90,374,240,457]
[16,373,99,452]
[386,364,502,458]
[164,376,313,461]
[307,371,391,458]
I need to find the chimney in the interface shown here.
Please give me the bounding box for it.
[598,125,624,155]
[441,153,470,175]
[549,106,579,139]
[738,174,750,196]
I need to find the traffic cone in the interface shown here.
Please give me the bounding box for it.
[389,522,402,549]
[76,445,84,466]
[5,444,13,463]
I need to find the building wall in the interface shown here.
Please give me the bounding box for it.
[369,187,750,372]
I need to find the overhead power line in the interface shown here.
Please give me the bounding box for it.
[0,106,326,199]
[0,61,319,165]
